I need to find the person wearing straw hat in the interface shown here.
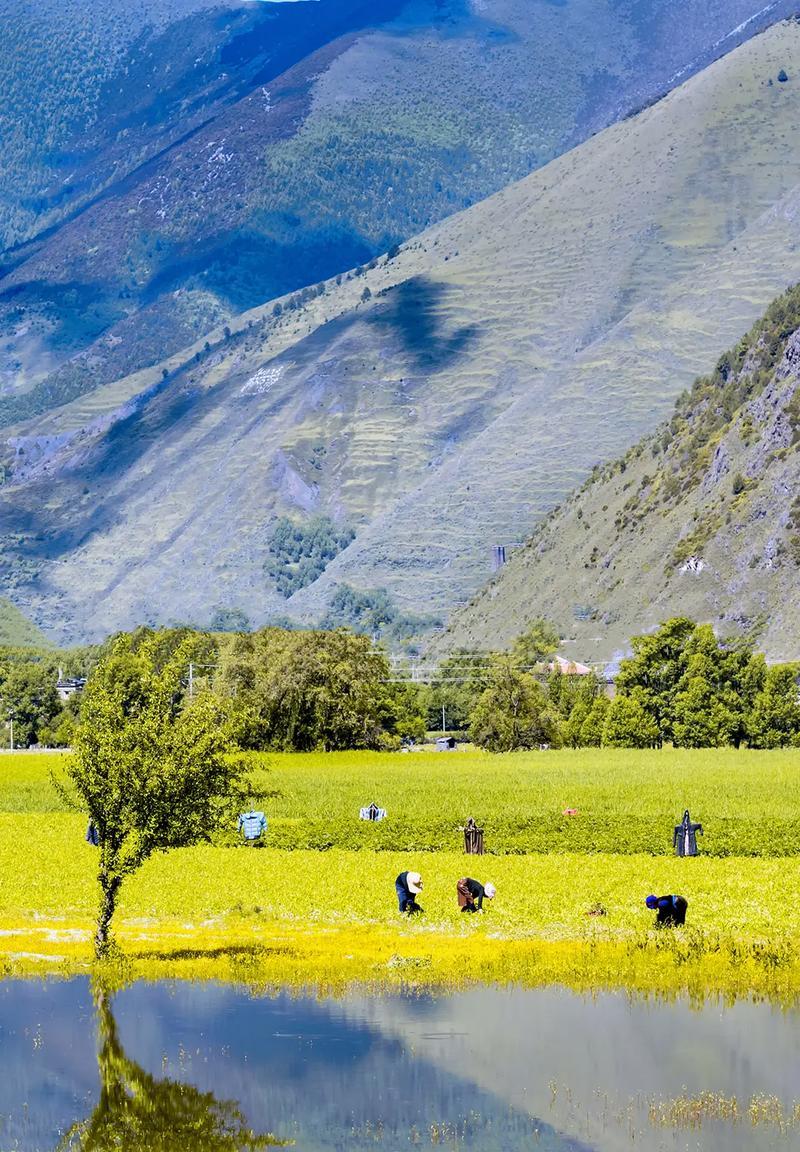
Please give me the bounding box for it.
[457,877,496,913]
[395,870,424,914]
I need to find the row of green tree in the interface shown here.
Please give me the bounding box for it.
[0,627,425,752]
[0,643,99,748]
[436,618,800,752]
[4,616,800,753]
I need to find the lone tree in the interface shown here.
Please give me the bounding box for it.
[62,633,242,958]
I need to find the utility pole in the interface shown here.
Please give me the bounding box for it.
[6,716,13,751]
[186,661,217,699]
[442,705,446,734]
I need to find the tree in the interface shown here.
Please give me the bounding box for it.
[38,691,82,748]
[512,619,560,668]
[549,667,602,720]
[747,664,800,748]
[672,675,741,748]
[427,650,491,733]
[616,620,765,748]
[0,659,61,747]
[615,618,697,745]
[561,699,591,747]
[671,625,761,748]
[381,680,428,744]
[578,695,610,747]
[61,634,240,957]
[59,985,286,1150]
[469,656,559,752]
[210,607,251,633]
[215,628,398,751]
[602,694,659,748]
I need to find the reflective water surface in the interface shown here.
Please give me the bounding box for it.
[1,980,799,1150]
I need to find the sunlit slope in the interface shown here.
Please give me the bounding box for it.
[442,285,800,663]
[5,22,800,641]
[290,21,800,616]
[0,598,48,648]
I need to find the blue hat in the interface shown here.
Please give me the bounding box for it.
[645,895,659,909]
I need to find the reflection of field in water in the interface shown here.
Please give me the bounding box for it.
[1,981,799,1151]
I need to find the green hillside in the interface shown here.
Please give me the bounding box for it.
[5,22,800,643]
[442,283,800,662]
[0,598,48,648]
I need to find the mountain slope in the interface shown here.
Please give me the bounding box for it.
[4,21,800,643]
[0,0,795,417]
[442,284,800,662]
[0,598,48,648]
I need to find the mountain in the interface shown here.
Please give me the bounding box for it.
[441,284,800,663]
[4,18,800,643]
[1,0,795,421]
[0,598,48,648]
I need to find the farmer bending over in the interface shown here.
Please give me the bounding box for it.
[457,877,496,912]
[396,871,424,914]
[646,894,688,926]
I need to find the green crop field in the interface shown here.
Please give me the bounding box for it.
[9,747,800,855]
[2,748,800,996]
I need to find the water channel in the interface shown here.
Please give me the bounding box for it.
[1,980,798,1150]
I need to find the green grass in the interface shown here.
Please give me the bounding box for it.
[9,747,800,856]
[2,748,800,996]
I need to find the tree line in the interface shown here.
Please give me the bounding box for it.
[441,617,800,752]
[3,616,800,753]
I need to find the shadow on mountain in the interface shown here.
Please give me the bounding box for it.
[57,984,287,1151]
[144,225,375,315]
[365,276,480,373]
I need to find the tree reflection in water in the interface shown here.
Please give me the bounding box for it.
[58,985,289,1150]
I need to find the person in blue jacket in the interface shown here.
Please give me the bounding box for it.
[646,894,688,926]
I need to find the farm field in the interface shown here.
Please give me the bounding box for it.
[2,748,800,997]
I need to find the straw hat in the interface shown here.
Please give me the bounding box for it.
[484,883,496,900]
[407,871,423,894]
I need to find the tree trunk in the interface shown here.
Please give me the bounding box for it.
[95,874,122,959]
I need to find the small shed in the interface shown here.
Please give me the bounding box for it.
[436,736,458,751]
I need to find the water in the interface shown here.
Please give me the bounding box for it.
[1,980,799,1150]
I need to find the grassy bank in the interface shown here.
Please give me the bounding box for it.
[2,750,800,996]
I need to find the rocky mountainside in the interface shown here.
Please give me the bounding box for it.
[4,19,800,643]
[442,285,800,663]
[1,0,794,422]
